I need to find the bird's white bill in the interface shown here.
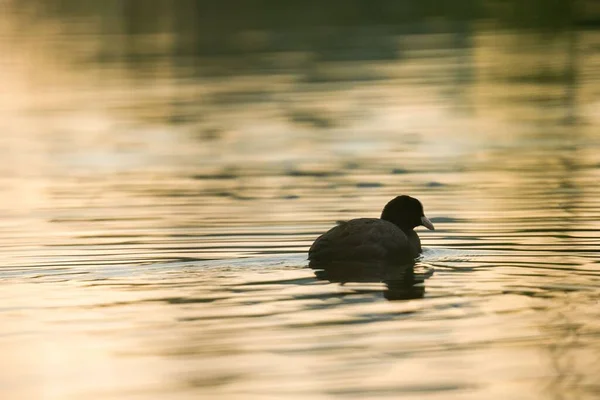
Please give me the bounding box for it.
[421,216,435,230]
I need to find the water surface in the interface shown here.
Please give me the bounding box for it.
[1,2,600,399]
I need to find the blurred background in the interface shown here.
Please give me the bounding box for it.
[1,1,600,399]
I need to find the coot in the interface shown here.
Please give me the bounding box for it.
[308,195,434,266]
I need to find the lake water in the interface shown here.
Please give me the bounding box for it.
[1,2,600,399]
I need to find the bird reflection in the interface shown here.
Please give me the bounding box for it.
[309,261,430,300]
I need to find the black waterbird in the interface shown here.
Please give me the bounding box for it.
[308,195,435,267]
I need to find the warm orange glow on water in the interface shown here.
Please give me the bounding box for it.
[1,2,600,399]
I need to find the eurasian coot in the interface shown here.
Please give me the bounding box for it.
[308,195,434,266]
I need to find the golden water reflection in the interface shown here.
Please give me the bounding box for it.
[1,2,600,400]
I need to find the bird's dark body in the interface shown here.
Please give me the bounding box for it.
[308,218,421,266]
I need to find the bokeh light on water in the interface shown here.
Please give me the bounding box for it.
[1,1,600,399]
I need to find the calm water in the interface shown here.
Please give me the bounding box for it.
[2,2,600,399]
